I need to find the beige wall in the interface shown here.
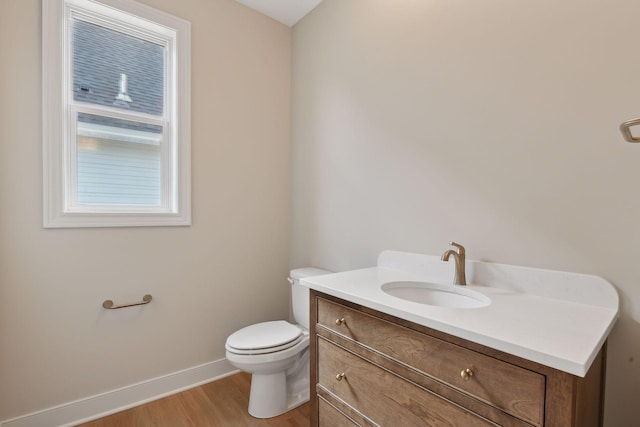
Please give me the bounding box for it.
[0,0,291,421]
[291,1,640,425]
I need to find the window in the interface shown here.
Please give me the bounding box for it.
[43,0,191,227]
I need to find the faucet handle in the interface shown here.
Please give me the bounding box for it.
[449,242,465,255]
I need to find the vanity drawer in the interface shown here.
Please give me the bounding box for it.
[317,297,545,426]
[317,337,499,427]
[318,397,361,427]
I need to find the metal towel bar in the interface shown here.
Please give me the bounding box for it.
[103,294,152,309]
[620,118,640,142]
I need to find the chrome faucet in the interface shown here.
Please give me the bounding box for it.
[441,242,467,286]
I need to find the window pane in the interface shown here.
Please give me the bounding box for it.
[72,19,164,116]
[76,113,162,206]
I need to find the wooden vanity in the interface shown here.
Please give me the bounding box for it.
[310,290,607,427]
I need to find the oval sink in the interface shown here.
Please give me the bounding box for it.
[381,281,490,309]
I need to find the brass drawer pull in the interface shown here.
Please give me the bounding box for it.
[460,368,474,381]
[335,372,346,381]
[335,317,346,326]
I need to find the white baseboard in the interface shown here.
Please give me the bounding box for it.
[1,358,238,427]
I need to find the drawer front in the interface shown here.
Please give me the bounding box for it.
[318,338,499,427]
[318,397,361,427]
[317,297,545,426]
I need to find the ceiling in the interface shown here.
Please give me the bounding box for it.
[234,0,323,27]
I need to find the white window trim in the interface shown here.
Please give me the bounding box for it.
[42,0,191,228]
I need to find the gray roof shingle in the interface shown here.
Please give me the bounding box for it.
[72,18,165,118]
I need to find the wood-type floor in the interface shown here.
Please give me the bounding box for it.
[75,372,310,426]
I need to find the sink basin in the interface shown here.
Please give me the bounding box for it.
[381,281,490,308]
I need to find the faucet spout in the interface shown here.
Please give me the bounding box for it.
[441,242,467,286]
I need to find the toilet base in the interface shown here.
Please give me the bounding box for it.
[225,325,312,419]
[248,372,310,418]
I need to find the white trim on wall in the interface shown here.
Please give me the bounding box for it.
[0,359,237,427]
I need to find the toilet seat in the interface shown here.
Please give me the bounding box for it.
[226,320,303,355]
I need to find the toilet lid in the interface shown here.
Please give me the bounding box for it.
[226,320,303,355]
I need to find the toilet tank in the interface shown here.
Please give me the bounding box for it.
[289,267,332,329]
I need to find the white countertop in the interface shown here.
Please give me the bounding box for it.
[301,251,619,377]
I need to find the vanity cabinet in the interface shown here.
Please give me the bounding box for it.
[310,290,606,427]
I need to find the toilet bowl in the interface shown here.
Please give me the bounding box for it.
[225,268,331,419]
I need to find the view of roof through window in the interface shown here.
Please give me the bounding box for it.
[72,18,165,115]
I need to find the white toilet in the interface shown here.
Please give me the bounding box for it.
[225,267,331,418]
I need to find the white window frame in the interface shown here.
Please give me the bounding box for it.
[43,0,191,227]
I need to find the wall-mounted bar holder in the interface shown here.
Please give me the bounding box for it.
[620,118,640,142]
[102,294,152,309]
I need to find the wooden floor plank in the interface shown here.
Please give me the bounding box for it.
[74,373,310,426]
